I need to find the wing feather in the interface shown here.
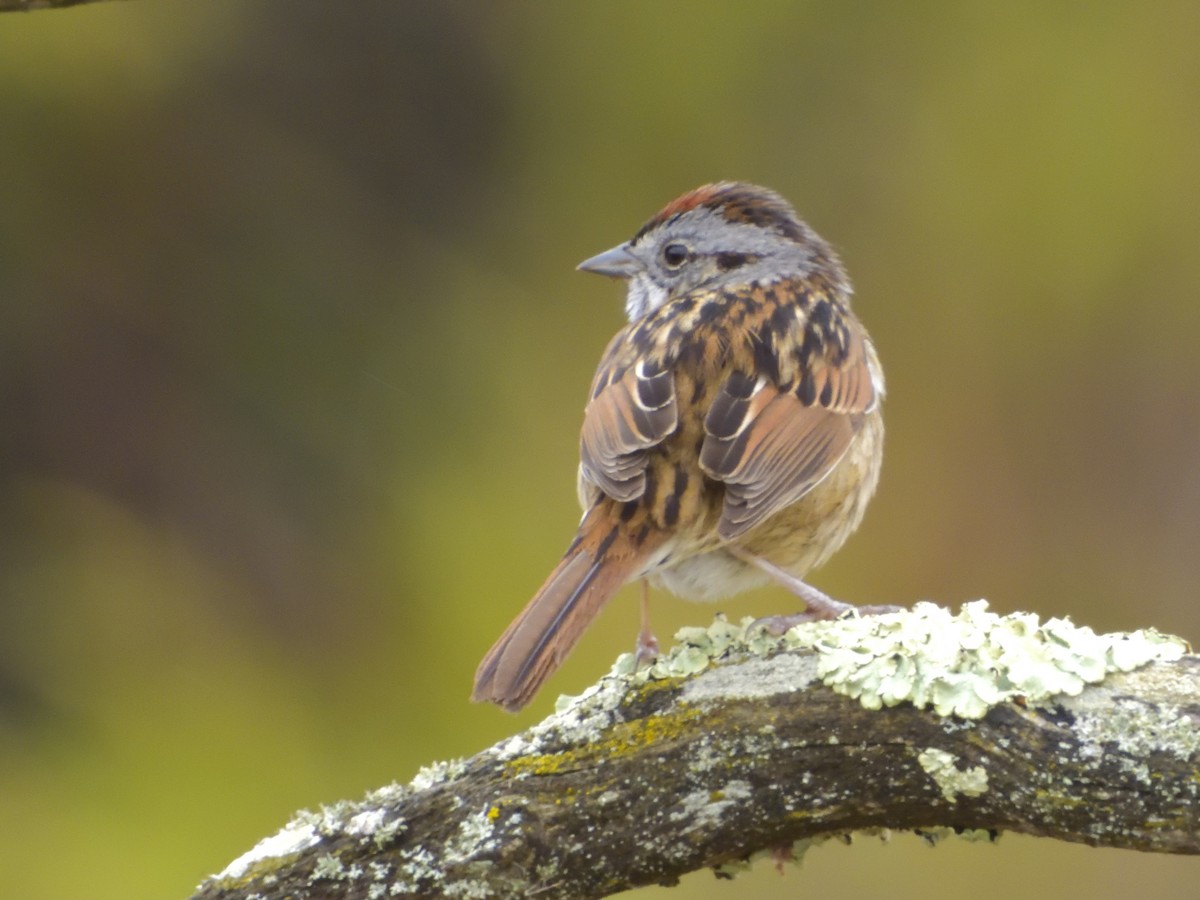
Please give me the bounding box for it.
[701,324,877,540]
[580,357,679,501]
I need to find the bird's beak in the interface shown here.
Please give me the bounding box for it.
[577,242,639,279]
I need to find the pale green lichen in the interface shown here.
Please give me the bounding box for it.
[213,821,322,883]
[398,846,438,884]
[205,602,1189,897]
[371,815,409,849]
[670,780,753,832]
[1057,679,1200,789]
[409,757,468,792]
[205,747,463,891]
[551,601,1188,723]
[782,600,1188,718]
[917,748,989,802]
[310,853,348,882]
[347,808,388,836]
[444,807,500,863]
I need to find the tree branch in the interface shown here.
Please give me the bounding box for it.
[191,603,1198,900]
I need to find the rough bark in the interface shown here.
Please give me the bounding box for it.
[190,606,1200,900]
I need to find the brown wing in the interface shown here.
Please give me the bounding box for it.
[579,337,679,502]
[700,325,877,540]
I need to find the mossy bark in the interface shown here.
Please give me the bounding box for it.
[192,652,1200,900]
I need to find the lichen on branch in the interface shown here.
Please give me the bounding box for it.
[193,604,1198,900]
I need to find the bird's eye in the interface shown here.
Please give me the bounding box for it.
[662,242,689,268]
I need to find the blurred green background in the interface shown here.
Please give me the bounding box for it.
[1,2,1198,897]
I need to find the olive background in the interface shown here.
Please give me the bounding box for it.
[1,3,1198,898]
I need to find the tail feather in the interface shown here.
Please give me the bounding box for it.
[472,507,664,711]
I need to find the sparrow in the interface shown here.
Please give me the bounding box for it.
[473,181,890,711]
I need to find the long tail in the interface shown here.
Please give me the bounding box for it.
[472,505,666,711]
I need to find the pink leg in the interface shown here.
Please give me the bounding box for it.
[730,548,902,634]
[635,581,659,665]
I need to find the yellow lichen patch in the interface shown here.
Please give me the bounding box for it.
[504,705,708,778]
[605,703,707,750]
[504,748,588,777]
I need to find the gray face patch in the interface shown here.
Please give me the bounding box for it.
[619,205,836,323]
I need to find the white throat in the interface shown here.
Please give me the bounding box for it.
[625,272,668,322]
